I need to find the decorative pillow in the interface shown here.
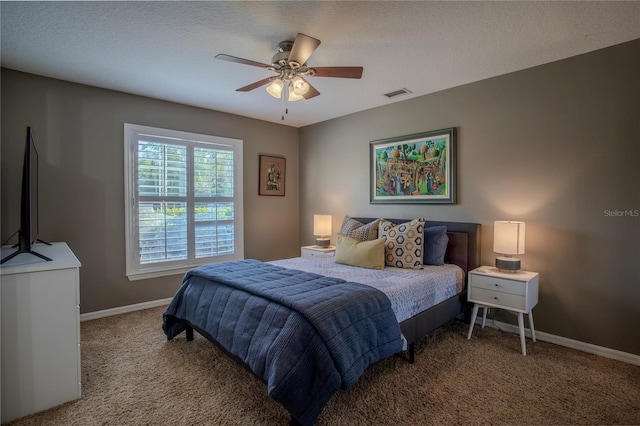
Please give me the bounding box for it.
[423,225,449,266]
[378,219,425,269]
[339,216,381,241]
[333,234,385,270]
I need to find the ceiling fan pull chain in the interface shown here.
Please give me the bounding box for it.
[281,90,286,120]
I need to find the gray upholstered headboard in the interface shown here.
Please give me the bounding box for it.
[351,218,481,276]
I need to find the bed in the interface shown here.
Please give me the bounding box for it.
[163,218,481,425]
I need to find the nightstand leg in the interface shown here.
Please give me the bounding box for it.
[481,307,488,328]
[528,311,536,342]
[467,304,480,339]
[517,312,526,355]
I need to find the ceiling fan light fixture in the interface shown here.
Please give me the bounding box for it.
[291,76,309,96]
[216,33,362,106]
[266,79,284,98]
[287,82,304,102]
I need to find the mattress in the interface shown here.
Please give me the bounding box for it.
[269,256,464,323]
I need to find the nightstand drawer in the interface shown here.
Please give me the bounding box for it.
[302,250,332,257]
[469,287,526,310]
[471,274,526,296]
[300,246,336,258]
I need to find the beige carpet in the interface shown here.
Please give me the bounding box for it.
[5,306,640,425]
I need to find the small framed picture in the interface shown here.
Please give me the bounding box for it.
[259,155,286,196]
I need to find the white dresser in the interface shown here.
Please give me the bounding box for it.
[1,242,81,423]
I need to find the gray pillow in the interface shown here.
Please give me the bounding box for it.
[423,226,448,266]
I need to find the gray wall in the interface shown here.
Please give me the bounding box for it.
[1,69,300,313]
[2,39,638,356]
[299,40,640,355]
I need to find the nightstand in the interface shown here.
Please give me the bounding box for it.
[300,245,336,258]
[467,266,539,355]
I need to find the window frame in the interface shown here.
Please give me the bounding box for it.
[124,123,244,281]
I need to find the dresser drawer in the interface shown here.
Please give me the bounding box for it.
[470,274,526,296]
[469,287,526,310]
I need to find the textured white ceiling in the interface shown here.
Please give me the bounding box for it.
[2,1,639,128]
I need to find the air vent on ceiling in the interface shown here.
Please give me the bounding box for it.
[383,88,413,98]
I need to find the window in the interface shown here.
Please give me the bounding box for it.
[124,124,243,280]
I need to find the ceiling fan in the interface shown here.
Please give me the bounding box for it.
[215,33,363,102]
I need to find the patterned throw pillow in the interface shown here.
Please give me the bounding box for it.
[379,219,425,269]
[339,216,381,241]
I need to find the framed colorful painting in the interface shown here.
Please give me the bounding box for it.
[370,128,456,204]
[259,155,286,196]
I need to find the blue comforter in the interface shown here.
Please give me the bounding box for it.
[163,259,402,425]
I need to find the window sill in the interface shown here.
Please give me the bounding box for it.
[126,255,243,281]
[126,266,194,281]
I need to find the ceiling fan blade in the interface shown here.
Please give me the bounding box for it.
[215,54,272,70]
[236,77,273,92]
[302,80,320,100]
[310,66,363,79]
[288,33,321,67]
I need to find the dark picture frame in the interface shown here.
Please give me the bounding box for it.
[370,128,456,204]
[259,155,286,196]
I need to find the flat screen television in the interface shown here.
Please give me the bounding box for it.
[1,127,51,264]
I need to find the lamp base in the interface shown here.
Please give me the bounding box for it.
[315,238,330,248]
[495,257,521,272]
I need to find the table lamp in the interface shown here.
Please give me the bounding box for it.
[493,221,525,272]
[313,215,332,247]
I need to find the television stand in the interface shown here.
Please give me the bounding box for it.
[1,238,53,264]
[1,248,52,264]
[1,231,53,264]
[8,237,51,248]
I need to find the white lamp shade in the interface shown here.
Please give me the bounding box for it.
[493,221,525,255]
[313,215,332,236]
[266,79,284,98]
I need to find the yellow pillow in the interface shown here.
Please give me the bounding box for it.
[333,234,385,270]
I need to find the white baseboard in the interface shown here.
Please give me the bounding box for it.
[472,317,640,366]
[80,298,172,322]
[81,299,640,366]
